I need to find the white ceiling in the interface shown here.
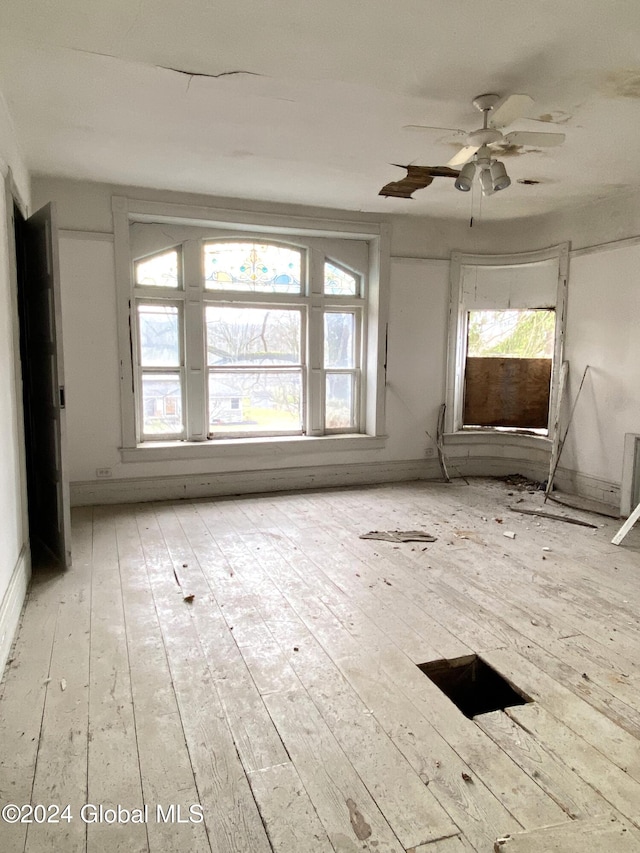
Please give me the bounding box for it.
[2,0,640,221]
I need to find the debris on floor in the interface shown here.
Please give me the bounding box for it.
[173,567,195,603]
[508,506,597,529]
[548,491,620,518]
[360,530,437,543]
[500,474,543,492]
[503,531,517,539]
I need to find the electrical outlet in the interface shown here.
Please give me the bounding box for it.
[425,448,435,458]
[95,467,112,478]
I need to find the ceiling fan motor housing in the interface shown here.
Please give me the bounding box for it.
[467,127,503,146]
[472,93,502,112]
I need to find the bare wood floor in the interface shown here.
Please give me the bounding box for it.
[2,478,640,853]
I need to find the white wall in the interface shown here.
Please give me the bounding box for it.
[33,176,640,510]
[386,258,449,459]
[0,89,31,672]
[36,178,460,500]
[560,243,640,503]
[58,235,121,480]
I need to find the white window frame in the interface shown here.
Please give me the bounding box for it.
[113,196,389,459]
[445,243,569,436]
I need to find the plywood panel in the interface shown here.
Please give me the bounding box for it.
[464,357,551,428]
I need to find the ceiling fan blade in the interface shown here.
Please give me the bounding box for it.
[504,130,565,147]
[489,94,534,128]
[402,125,466,136]
[447,145,479,167]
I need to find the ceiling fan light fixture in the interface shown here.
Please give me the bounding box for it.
[455,161,476,192]
[490,160,511,192]
[480,167,495,196]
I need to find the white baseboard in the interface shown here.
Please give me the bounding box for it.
[552,466,620,509]
[71,458,442,505]
[0,545,31,677]
[70,452,621,514]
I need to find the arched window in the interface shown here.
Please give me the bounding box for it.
[130,235,366,440]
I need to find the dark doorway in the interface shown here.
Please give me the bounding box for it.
[14,202,71,568]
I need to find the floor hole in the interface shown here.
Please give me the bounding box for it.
[417,654,531,719]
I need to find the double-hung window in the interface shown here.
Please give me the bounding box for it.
[445,244,569,436]
[129,233,369,443]
[134,249,185,437]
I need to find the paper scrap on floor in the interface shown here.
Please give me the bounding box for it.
[360,530,437,543]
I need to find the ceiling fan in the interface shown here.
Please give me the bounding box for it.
[380,94,565,199]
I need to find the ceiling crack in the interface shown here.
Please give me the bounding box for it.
[157,66,263,80]
[68,49,263,88]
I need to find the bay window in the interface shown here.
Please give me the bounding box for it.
[122,216,381,447]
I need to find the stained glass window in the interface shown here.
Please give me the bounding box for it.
[204,242,301,294]
[324,261,358,296]
[135,250,179,288]
[128,231,369,442]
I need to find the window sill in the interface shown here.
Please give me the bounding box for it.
[444,430,551,449]
[120,433,388,463]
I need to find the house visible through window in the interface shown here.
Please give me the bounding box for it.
[131,239,365,441]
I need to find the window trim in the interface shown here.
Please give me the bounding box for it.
[445,243,569,436]
[113,195,390,457]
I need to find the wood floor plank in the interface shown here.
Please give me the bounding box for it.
[88,507,147,853]
[263,688,408,853]
[113,507,212,853]
[0,512,89,853]
[483,646,640,783]
[335,653,526,851]
[211,498,565,837]
[476,711,613,821]
[263,613,461,848]
[134,504,272,853]
[247,509,565,829]
[494,812,640,851]
[247,762,336,853]
[155,503,291,774]
[413,836,477,853]
[6,479,640,853]
[24,507,93,853]
[187,501,460,849]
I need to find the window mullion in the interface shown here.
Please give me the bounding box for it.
[183,240,206,440]
[307,248,325,435]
